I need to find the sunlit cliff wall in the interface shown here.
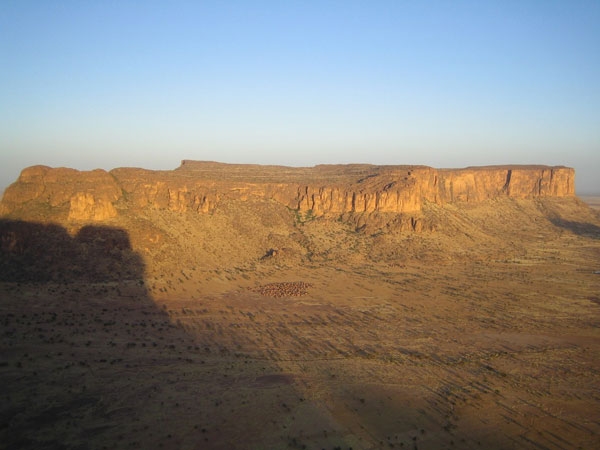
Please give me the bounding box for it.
[0,162,575,222]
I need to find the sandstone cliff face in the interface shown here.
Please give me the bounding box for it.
[0,165,122,221]
[290,165,574,217]
[0,162,575,224]
[436,166,574,202]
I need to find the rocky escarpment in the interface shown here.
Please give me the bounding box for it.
[0,162,575,225]
[0,165,122,221]
[0,161,585,278]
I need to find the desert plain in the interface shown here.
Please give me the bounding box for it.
[1,162,599,450]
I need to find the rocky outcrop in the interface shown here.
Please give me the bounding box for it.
[0,165,122,221]
[436,166,574,202]
[0,162,575,223]
[67,192,118,221]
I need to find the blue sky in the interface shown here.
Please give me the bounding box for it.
[1,1,599,192]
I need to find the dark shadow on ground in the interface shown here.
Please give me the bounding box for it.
[549,216,600,239]
[0,220,351,450]
[0,220,144,282]
[4,219,594,449]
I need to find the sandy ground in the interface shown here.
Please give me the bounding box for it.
[2,221,599,450]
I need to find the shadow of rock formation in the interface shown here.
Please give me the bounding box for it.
[0,220,351,450]
[2,215,599,449]
[549,216,600,239]
[0,220,144,283]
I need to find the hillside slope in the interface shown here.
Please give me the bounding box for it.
[1,162,600,449]
[0,162,593,284]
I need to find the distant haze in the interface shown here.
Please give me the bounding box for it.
[1,2,599,194]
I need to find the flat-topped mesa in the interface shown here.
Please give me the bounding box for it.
[0,162,575,222]
[292,165,574,217]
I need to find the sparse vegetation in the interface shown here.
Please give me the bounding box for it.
[1,164,599,449]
